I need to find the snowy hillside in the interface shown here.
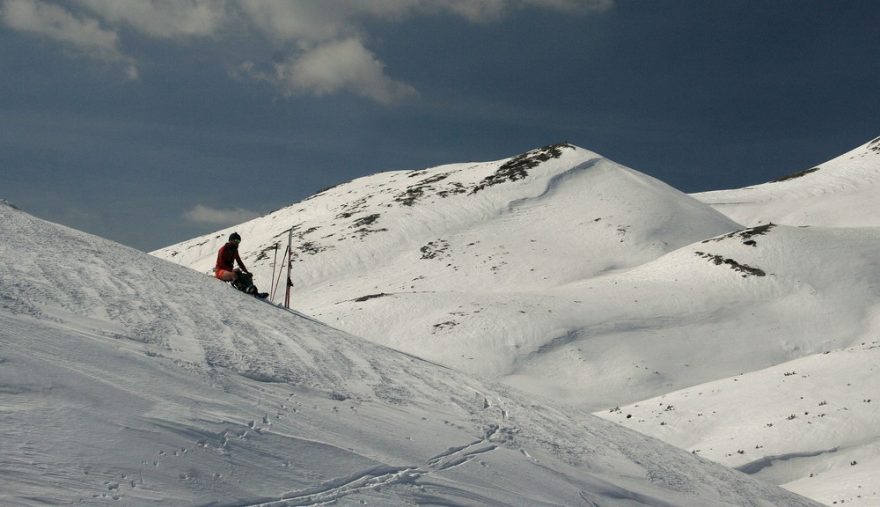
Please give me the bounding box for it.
[0,201,821,506]
[154,144,742,385]
[154,139,880,505]
[597,340,880,506]
[695,136,880,227]
[154,144,739,292]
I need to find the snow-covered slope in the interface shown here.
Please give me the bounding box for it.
[1,201,819,506]
[153,140,880,505]
[597,340,880,506]
[154,144,742,384]
[501,223,880,412]
[155,144,739,292]
[695,136,880,227]
[153,143,880,408]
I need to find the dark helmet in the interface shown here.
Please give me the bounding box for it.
[229,232,241,242]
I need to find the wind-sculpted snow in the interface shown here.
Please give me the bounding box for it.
[0,202,819,506]
[598,340,880,506]
[695,136,880,227]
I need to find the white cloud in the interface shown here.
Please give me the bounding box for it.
[183,204,260,226]
[234,0,506,35]
[232,1,421,103]
[2,0,137,78]
[235,0,612,29]
[267,37,417,104]
[229,0,612,102]
[238,0,355,45]
[3,0,612,100]
[74,0,229,38]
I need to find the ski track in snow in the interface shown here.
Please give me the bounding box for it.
[239,426,502,507]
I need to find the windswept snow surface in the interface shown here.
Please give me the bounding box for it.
[596,136,880,506]
[597,340,880,506]
[695,136,880,227]
[154,140,880,505]
[0,202,820,506]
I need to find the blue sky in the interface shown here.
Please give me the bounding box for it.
[2,0,878,251]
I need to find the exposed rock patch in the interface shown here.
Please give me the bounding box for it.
[703,224,776,247]
[772,168,819,183]
[695,252,767,277]
[471,143,575,194]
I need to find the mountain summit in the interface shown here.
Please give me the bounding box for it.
[156,143,739,292]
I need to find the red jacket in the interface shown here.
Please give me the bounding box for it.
[215,242,247,273]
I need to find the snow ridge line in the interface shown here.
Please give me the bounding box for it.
[240,425,502,506]
[505,156,604,211]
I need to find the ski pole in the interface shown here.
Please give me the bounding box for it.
[284,227,293,309]
[270,243,279,302]
[272,245,289,303]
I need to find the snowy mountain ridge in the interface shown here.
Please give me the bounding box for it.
[695,136,880,227]
[154,136,880,505]
[155,143,739,292]
[0,200,822,506]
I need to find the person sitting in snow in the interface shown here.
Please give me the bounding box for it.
[215,232,248,282]
[214,232,268,298]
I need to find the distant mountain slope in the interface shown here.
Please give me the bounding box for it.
[153,144,742,382]
[1,202,819,506]
[152,139,880,505]
[694,136,880,226]
[154,144,740,293]
[597,340,880,506]
[502,223,880,407]
[156,144,879,409]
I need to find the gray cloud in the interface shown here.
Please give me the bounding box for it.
[261,37,418,104]
[183,204,260,226]
[2,0,612,102]
[74,0,229,38]
[2,0,138,78]
[239,0,356,44]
